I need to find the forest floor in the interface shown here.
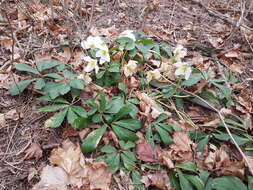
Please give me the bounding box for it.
[0,0,253,190]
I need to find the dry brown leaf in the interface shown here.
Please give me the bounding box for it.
[32,165,69,190]
[24,143,43,160]
[136,141,161,163]
[48,139,111,189]
[161,151,174,169]
[49,139,86,187]
[141,171,173,190]
[136,91,171,120]
[170,131,195,162]
[4,109,23,120]
[86,161,111,190]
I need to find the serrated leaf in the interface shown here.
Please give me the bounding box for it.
[36,104,68,112]
[36,61,63,72]
[111,125,138,141]
[101,145,117,153]
[105,153,120,173]
[113,119,142,131]
[185,175,204,190]
[121,151,136,171]
[112,104,133,122]
[146,127,155,148]
[182,73,203,86]
[197,136,210,152]
[108,62,120,72]
[72,117,90,129]
[132,171,145,190]
[210,176,247,190]
[37,95,69,103]
[119,140,135,150]
[176,162,197,172]
[168,171,181,190]
[43,73,64,79]
[34,78,45,90]
[9,80,34,96]
[105,97,124,114]
[44,108,68,128]
[69,79,85,90]
[81,125,107,153]
[99,91,106,112]
[154,113,169,123]
[67,107,79,124]
[43,82,70,99]
[154,124,173,145]
[177,169,193,190]
[15,63,40,74]
[71,106,87,117]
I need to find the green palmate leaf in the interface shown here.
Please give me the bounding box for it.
[101,145,117,153]
[121,151,136,171]
[81,125,107,153]
[210,176,247,190]
[168,171,181,190]
[119,140,135,150]
[111,125,139,141]
[118,83,126,94]
[96,71,105,79]
[213,83,234,106]
[185,175,204,190]
[43,82,70,99]
[36,104,68,112]
[36,60,63,72]
[112,104,133,122]
[176,162,197,172]
[116,37,133,43]
[154,124,173,145]
[125,41,135,50]
[108,62,120,72]
[15,63,40,74]
[69,79,85,90]
[34,78,45,90]
[43,73,64,79]
[105,97,124,113]
[200,90,220,105]
[154,113,169,123]
[113,119,142,131]
[44,108,68,128]
[99,91,106,112]
[177,169,193,190]
[248,176,253,190]
[132,171,145,190]
[67,107,79,124]
[71,106,87,117]
[198,169,210,185]
[146,127,155,148]
[38,95,69,103]
[182,73,203,86]
[197,135,210,152]
[92,113,103,123]
[214,132,249,145]
[9,79,34,95]
[105,153,120,173]
[72,117,90,129]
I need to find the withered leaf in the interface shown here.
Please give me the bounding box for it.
[24,143,43,160]
[136,141,160,163]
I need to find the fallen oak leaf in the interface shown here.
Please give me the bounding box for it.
[170,131,195,162]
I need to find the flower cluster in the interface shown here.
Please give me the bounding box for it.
[81,36,110,73]
[172,45,191,80]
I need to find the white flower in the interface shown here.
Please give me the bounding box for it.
[81,36,107,50]
[82,56,99,74]
[119,30,136,41]
[173,44,187,61]
[96,47,110,64]
[174,62,192,80]
[123,60,138,77]
[146,69,161,82]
